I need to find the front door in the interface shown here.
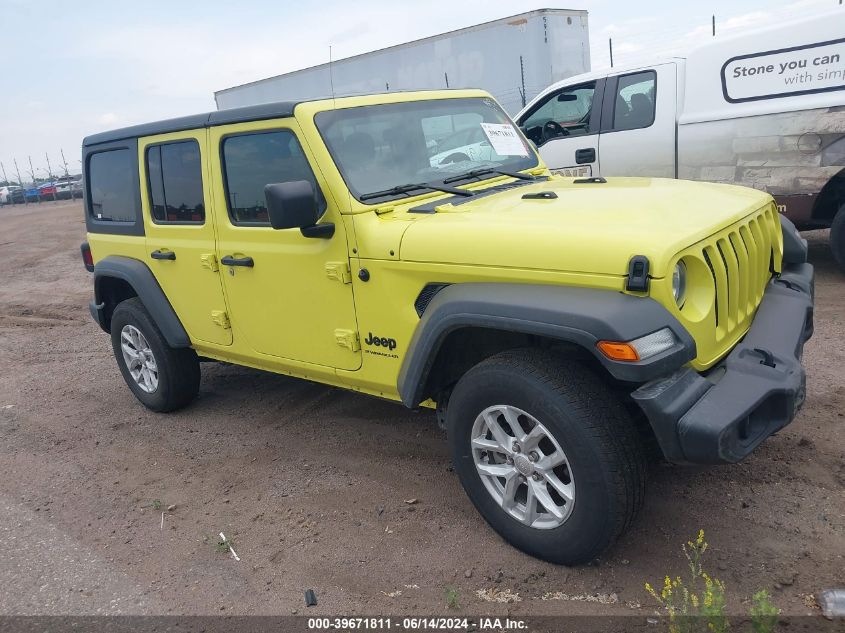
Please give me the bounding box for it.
[209,121,361,370]
[141,132,232,346]
[517,80,602,177]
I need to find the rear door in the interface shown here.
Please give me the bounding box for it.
[597,64,677,177]
[140,131,232,346]
[517,79,604,177]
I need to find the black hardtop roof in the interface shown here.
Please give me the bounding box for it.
[82,101,298,147]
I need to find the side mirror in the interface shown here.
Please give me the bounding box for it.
[264,180,334,238]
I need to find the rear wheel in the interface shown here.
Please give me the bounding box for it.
[446,349,646,565]
[110,298,200,412]
[830,205,845,273]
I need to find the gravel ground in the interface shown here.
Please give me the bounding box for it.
[0,200,842,617]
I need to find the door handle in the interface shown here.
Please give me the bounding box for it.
[150,250,176,261]
[575,148,596,164]
[221,255,254,268]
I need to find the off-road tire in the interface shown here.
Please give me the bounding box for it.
[110,298,200,412]
[830,205,845,273]
[446,348,646,565]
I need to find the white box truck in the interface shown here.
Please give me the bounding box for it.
[515,12,845,269]
[214,9,590,116]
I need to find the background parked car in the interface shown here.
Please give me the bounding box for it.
[0,185,22,204]
[38,182,57,199]
[55,177,83,199]
[9,187,25,204]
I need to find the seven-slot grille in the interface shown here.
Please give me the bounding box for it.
[701,205,780,343]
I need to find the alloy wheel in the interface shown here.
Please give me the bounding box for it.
[470,404,575,529]
[120,324,159,393]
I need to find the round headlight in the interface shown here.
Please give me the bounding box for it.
[672,261,687,307]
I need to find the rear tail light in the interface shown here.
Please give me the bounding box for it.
[80,242,94,272]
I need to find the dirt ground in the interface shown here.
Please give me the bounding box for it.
[0,200,842,618]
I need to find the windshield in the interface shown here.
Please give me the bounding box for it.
[315,97,538,203]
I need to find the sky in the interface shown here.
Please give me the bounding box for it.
[0,0,839,182]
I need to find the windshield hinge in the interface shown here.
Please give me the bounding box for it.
[211,310,230,329]
[201,253,219,272]
[334,329,360,352]
[325,261,352,284]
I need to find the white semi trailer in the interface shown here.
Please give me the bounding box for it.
[214,9,590,115]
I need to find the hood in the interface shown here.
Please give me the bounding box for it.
[398,177,773,278]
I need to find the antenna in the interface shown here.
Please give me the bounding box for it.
[45,152,57,201]
[14,159,27,205]
[328,45,336,107]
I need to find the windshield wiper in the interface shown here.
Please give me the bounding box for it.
[359,181,475,202]
[443,168,536,184]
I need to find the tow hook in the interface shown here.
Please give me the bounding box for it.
[753,347,776,368]
[775,278,799,291]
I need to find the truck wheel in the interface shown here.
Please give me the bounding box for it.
[830,205,845,272]
[110,298,200,412]
[446,349,646,565]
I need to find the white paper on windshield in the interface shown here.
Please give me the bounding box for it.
[479,123,528,157]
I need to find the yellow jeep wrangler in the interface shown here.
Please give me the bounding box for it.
[81,89,814,564]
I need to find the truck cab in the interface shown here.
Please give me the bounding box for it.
[517,62,677,180]
[516,11,845,269]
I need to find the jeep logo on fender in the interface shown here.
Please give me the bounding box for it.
[364,332,397,351]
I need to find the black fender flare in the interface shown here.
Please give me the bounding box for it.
[92,255,191,348]
[397,283,696,408]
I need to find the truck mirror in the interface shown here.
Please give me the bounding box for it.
[264,180,319,231]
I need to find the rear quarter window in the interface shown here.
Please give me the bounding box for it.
[84,139,144,236]
[87,149,136,223]
[610,70,657,132]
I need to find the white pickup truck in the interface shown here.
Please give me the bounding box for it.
[516,11,845,270]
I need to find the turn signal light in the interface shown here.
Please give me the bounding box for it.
[597,341,640,362]
[597,328,678,362]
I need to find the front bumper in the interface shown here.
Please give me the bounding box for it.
[632,262,814,464]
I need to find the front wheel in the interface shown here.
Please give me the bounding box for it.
[446,349,646,565]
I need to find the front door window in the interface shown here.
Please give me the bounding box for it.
[520,82,597,146]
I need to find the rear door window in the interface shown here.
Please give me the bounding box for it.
[146,140,205,223]
[87,149,135,222]
[610,71,656,131]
